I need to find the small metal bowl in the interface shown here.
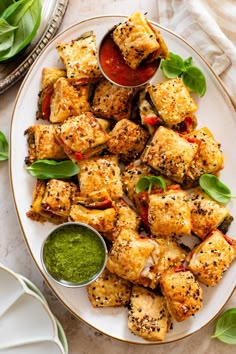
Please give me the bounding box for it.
[41,222,108,288]
[98,27,160,88]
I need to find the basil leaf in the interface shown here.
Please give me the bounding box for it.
[160,52,207,97]
[0,18,17,52]
[160,52,185,78]
[135,176,151,194]
[0,131,9,161]
[0,0,42,61]
[26,160,80,179]
[211,308,236,344]
[135,176,166,194]
[182,66,206,97]
[199,174,232,205]
[183,56,193,69]
[0,0,13,15]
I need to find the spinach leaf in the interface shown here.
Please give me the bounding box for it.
[0,131,9,161]
[26,159,80,179]
[199,174,236,204]
[135,176,166,194]
[160,52,207,97]
[0,0,42,61]
[211,308,236,344]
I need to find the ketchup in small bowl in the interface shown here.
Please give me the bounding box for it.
[98,32,160,88]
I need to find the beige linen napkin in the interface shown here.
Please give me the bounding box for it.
[157,0,236,108]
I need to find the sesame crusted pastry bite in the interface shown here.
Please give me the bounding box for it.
[184,127,224,186]
[148,186,191,238]
[147,78,198,129]
[106,228,164,289]
[107,119,149,162]
[36,67,66,120]
[112,12,168,70]
[24,124,67,165]
[92,79,134,121]
[87,268,132,307]
[41,67,66,91]
[128,285,171,341]
[56,112,110,162]
[160,266,203,322]
[49,78,91,123]
[27,179,77,224]
[188,187,233,239]
[122,160,154,203]
[78,155,123,201]
[56,31,103,84]
[187,229,236,286]
[69,204,116,233]
[142,126,199,183]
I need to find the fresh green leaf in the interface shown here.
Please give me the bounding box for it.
[0,18,17,52]
[182,66,206,96]
[0,0,13,15]
[183,56,193,69]
[160,52,185,78]
[0,0,42,61]
[211,308,236,344]
[160,52,207,96]
[0,131,9,161]
[135,176,166,194]
[26,160,80,179]
[199,174,236,204]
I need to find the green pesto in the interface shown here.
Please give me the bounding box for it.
[43,224,106,284]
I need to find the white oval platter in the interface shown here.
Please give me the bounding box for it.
[10,15,236,344]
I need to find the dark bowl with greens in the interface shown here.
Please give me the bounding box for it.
[41,222,108,288]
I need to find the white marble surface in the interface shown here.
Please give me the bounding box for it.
[0,1,235,353]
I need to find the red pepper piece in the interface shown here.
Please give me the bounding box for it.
[42,86,54,120]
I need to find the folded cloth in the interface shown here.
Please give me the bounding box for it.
[157,0,236,108]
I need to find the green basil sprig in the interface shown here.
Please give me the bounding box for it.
[199,174,236,205]
[211,308,236,344]
[135,176,166,194]
[26,160,80,179]
[0,0,42,62]
[0,131,9,161]
[160,52,206,97]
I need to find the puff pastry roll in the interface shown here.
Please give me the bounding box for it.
[106,228,164,289]
[69,203,116,233]
[122,160,153,203]
[185,127,224,185]
[157,238,186,276]
[56,112,110,162]
[24,124,67,165]
[128,285,171,341]
[87,268,132,307]
[26,179,77,224]
[56,31,103,84]
[112,12,168,69]
[148,187,191,238]
[147,78,198,128]
[187,229,236,286]
[160,267,203,322]
[142,126,199,183]
[107,119,149,162]
[36,68,66,120]
[188,187,233,239]
[49,78,91,123]
[41,67,66,90]
[78,155,123,201]
[92,79,133,121]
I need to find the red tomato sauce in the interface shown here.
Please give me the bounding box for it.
[99,35,159,87]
